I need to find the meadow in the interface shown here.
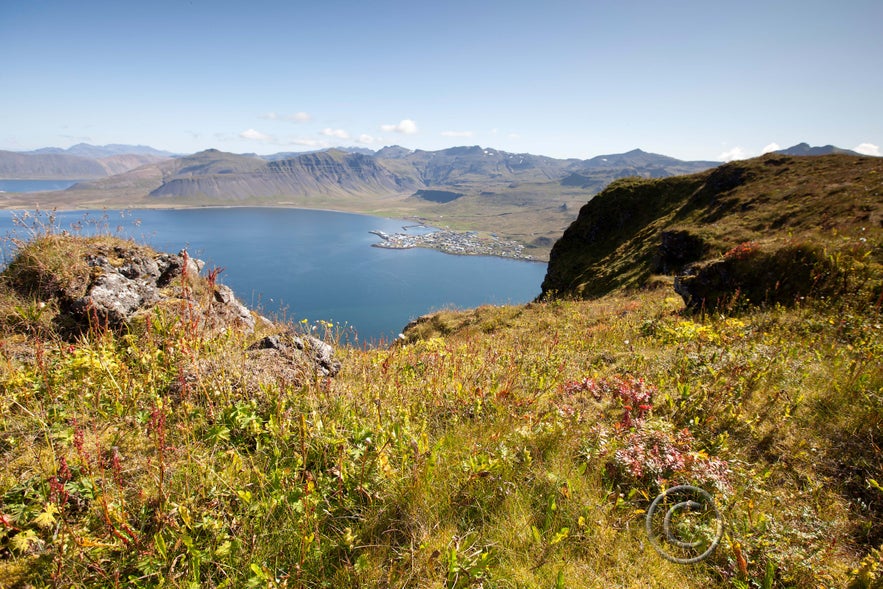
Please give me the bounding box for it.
[0,224,881,587]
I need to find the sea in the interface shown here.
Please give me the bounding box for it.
[0,207,548,343]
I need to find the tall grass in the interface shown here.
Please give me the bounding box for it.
[0,233,881,587]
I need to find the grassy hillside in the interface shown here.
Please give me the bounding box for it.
[542,153,883,299]
[0,209,882,586]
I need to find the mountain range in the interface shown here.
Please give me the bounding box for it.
[0,142,869,260]
[0,144,172,180]
[53,145,720,202]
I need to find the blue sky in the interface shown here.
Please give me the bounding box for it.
[2,0,881,161]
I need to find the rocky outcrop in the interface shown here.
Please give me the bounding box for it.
[1,235,341,384]
[248,333,341,377]
[67,247,203,328]
[653,230,708,274]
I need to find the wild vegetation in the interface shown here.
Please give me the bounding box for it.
[542,153,883,298]
[1,152,882,588]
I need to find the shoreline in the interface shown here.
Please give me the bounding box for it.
[0,203,550,263]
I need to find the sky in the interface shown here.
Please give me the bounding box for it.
[1,0,881,162]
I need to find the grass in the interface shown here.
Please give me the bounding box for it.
[542,154,883,297]
[0,224,881,586]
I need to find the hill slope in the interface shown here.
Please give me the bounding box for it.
[541,153,883,301]
[1,229,881,587]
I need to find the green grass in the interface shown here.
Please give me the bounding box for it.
[1,230,881,587]
[542,154,883,297]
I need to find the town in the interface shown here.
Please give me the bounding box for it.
[369,229,533,260]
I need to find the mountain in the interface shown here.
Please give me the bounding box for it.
[61,145,717,202]
[1,145,173,180]
[1,145,723,260]
[541,152,883,300]
[27,143,175,158]
[260,146,376,161]
[558,148,717,191]
[774,142,861,156]
[0,149,110,180]
[67,149,419,202]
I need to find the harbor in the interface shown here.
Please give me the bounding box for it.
[370,229,532,260]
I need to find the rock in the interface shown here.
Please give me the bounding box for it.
[4,236,342,384]
[214,284,235,304]
[247,331,341,377]
[79,272,146,325]
[296,334,341,377]
[69,247,205,329]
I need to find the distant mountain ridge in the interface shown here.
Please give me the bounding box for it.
[62,144,718,202]
[773,142,861,156]
[3,141,871,261]
[26,143,176,158]
[1,144,173,180]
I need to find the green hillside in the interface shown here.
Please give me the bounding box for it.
[542,153,883,302]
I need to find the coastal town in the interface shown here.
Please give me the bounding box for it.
[370,229,533,260]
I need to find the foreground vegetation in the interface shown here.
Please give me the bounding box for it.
[1,227,881,587]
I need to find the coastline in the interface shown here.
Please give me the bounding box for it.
[0,203,549,262]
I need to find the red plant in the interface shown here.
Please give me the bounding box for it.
[724,241,758,261]
[562,374,655,427]
[612,426,730,491]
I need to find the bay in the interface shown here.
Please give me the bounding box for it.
[0,208,547,343]
[0,180,80,193]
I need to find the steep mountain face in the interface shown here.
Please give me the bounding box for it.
[390,146,579,187]
[145,149,418,200]
[542,153,883,302]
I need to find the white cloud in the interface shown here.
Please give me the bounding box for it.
[441,130,474,138]
[240,128,273,142]
[507,133,521,140]
[261,111,312,123]
[853,142,881,156]
[357,134,376,144]
[761,142,781,154]
[287,138,326,148]
[381,119,418,134]
[718,146,747,162]
[321,128,350,139]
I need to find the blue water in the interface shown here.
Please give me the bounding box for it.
[0,208,547,343]
[0,180,80,193]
